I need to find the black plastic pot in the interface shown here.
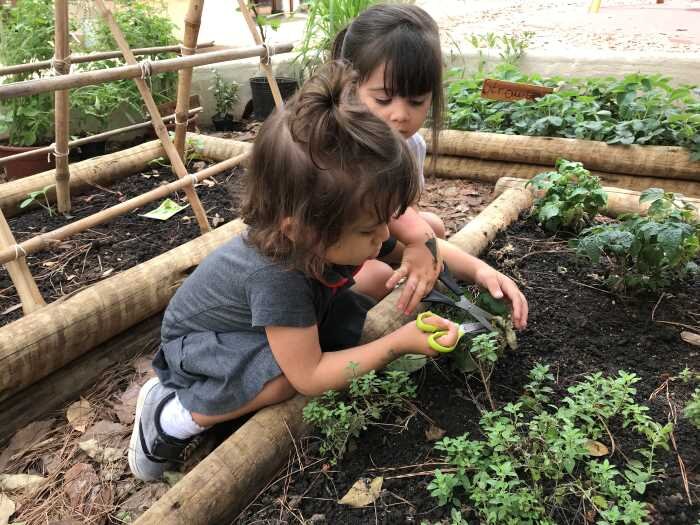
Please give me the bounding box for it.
[212,113,236,131]
[249,76,298,120]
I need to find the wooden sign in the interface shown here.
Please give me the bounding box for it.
[481,79,554,102]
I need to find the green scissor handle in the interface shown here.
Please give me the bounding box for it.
[416,311,465,353]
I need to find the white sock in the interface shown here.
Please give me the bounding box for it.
[159,394,206,440]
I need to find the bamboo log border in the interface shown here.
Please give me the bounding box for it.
[0,43,294,100]
[493,177,700,219]
[0,42,216,77]
[423,129,700,182]
[425,155,700,198]
[133,187,535,524]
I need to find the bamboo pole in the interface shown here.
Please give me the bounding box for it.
[493,177,700,219]
[134,187,534,524]
[425,155,700,198]
[0,42,216,77]
[0,134,246,218]
[0,152,247,265]
[174,0,204,160]
[94,0,210,234]
[0,210,45,315]
[53,0,72,213]
[0,219,247,402]
[423,129,700,182]
[0,107,202,166]
[0,43,294,99]
[238,0,284,109]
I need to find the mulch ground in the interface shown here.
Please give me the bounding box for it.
[236,219,700,525]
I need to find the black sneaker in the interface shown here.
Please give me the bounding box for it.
[128,377,192,481]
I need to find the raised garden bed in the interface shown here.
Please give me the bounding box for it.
[237,218,700,525]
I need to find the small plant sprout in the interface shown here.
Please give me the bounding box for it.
[469,332,501,411]
[527,159,608,233]
[210,69,240,118]
[20,184,55,216]
[302,365,416,463]
[685,389,700,430]
[573,188,700,291]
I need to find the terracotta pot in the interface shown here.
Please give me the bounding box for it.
[0,144,55,180]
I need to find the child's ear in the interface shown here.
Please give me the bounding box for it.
[280,217,297,241]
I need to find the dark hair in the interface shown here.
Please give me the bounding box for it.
[331,4,443,168]
[242,61,420,280]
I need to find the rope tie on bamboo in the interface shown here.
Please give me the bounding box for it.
[179,44,196,55]
[12,244,27,261]
[50,56,71,75]
[261,43,275,65]
[138,59,154,79]
[188,173,199,187]
[47,143,70,162]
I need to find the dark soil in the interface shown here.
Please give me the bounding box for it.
[236,219,700,525]
[0,161,246,326]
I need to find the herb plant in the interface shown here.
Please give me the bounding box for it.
[427,365,672,524]
[210,70,240,118]
[302,366,416,463]
[447,65,700,159]
[19,184,55,216]
[527,159,608,233]
[685,389,700,430]
[574,188,700,291]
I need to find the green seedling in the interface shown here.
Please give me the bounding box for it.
[20,184,55,216]
[685,389,700,430]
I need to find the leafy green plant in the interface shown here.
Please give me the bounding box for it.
[685,389,700,430]
[573,188,700,291]
[427,365,672,524]
[210,70,240,118]
[149,133,205,169]
[468,31,535,72]
[527,159,608,233]
[302,366,416,463]
[447,65,700,159]
[294,0,377,80]
[20,184,55,216]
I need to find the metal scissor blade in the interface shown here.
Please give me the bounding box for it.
[459,322,488,334]
[455,297,496,332]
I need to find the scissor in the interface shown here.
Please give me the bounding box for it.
[416,265,497,353]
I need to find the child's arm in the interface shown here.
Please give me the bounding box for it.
[266,315,456,396]
[384,207,443,314]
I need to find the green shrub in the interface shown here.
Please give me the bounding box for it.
[527,159,608,233]
[446,65,700,159]
[685,389,700,430]
[302,367,416,463]
[427,365,671,524]
[573,188,699,291]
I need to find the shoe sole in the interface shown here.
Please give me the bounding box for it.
[128,376,161,481]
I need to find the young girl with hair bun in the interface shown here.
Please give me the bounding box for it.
[332,5,528,323]
[128,61,460,481]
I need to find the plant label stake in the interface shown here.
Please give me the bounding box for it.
[481,79,554,101]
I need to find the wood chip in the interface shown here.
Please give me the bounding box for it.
[338,477,383,507]
[680,331,700,347]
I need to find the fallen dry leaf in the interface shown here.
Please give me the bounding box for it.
[338,477,383,507]
[0,419,54,470]
[114,383,141,424]
[0,473,46,491]
[78,439,124,465]
[425,424,446,442]
[63,463,100,511]
[82,420,127,447]
[584,439,609,457]
[680,331,700,347]
[133,356,155,378]
[0,494,15,525]
[66,398,93,433]
[118,483,169,519]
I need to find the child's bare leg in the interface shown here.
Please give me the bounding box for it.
[352,259,394,301]
[419,211,446,239]
[191,374,296,427]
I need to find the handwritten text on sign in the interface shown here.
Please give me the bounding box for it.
[481,79,554,101]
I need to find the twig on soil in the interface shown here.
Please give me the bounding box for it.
[513,249,572,263]
[572,280,614,295]
[366,462,448,474]
[384,467,457,480]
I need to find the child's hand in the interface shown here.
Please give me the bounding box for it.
[474,266,528,330]
[386,240,442,315]
[394,315,458,357]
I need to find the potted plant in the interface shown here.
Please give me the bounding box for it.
[247,2,298,120]
[210,70,240,131]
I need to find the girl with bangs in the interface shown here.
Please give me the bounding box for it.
[127,62,461,481]
[333,5,529,323]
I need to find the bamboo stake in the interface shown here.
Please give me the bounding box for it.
[0,43,293,99]
[423,129,700,182]
[0,42,216,77]
[0,219,247,402]
[0,152,247,265]
[174,0,204,160]
[0,210,45,315]
[54,0,71,213]
[94,0,210,233]
[424,155,700,198]
[0,107,202,166]
[238,0,284,109]
[493,177,700,219]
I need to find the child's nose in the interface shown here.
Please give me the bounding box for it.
[389,100,409,124]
